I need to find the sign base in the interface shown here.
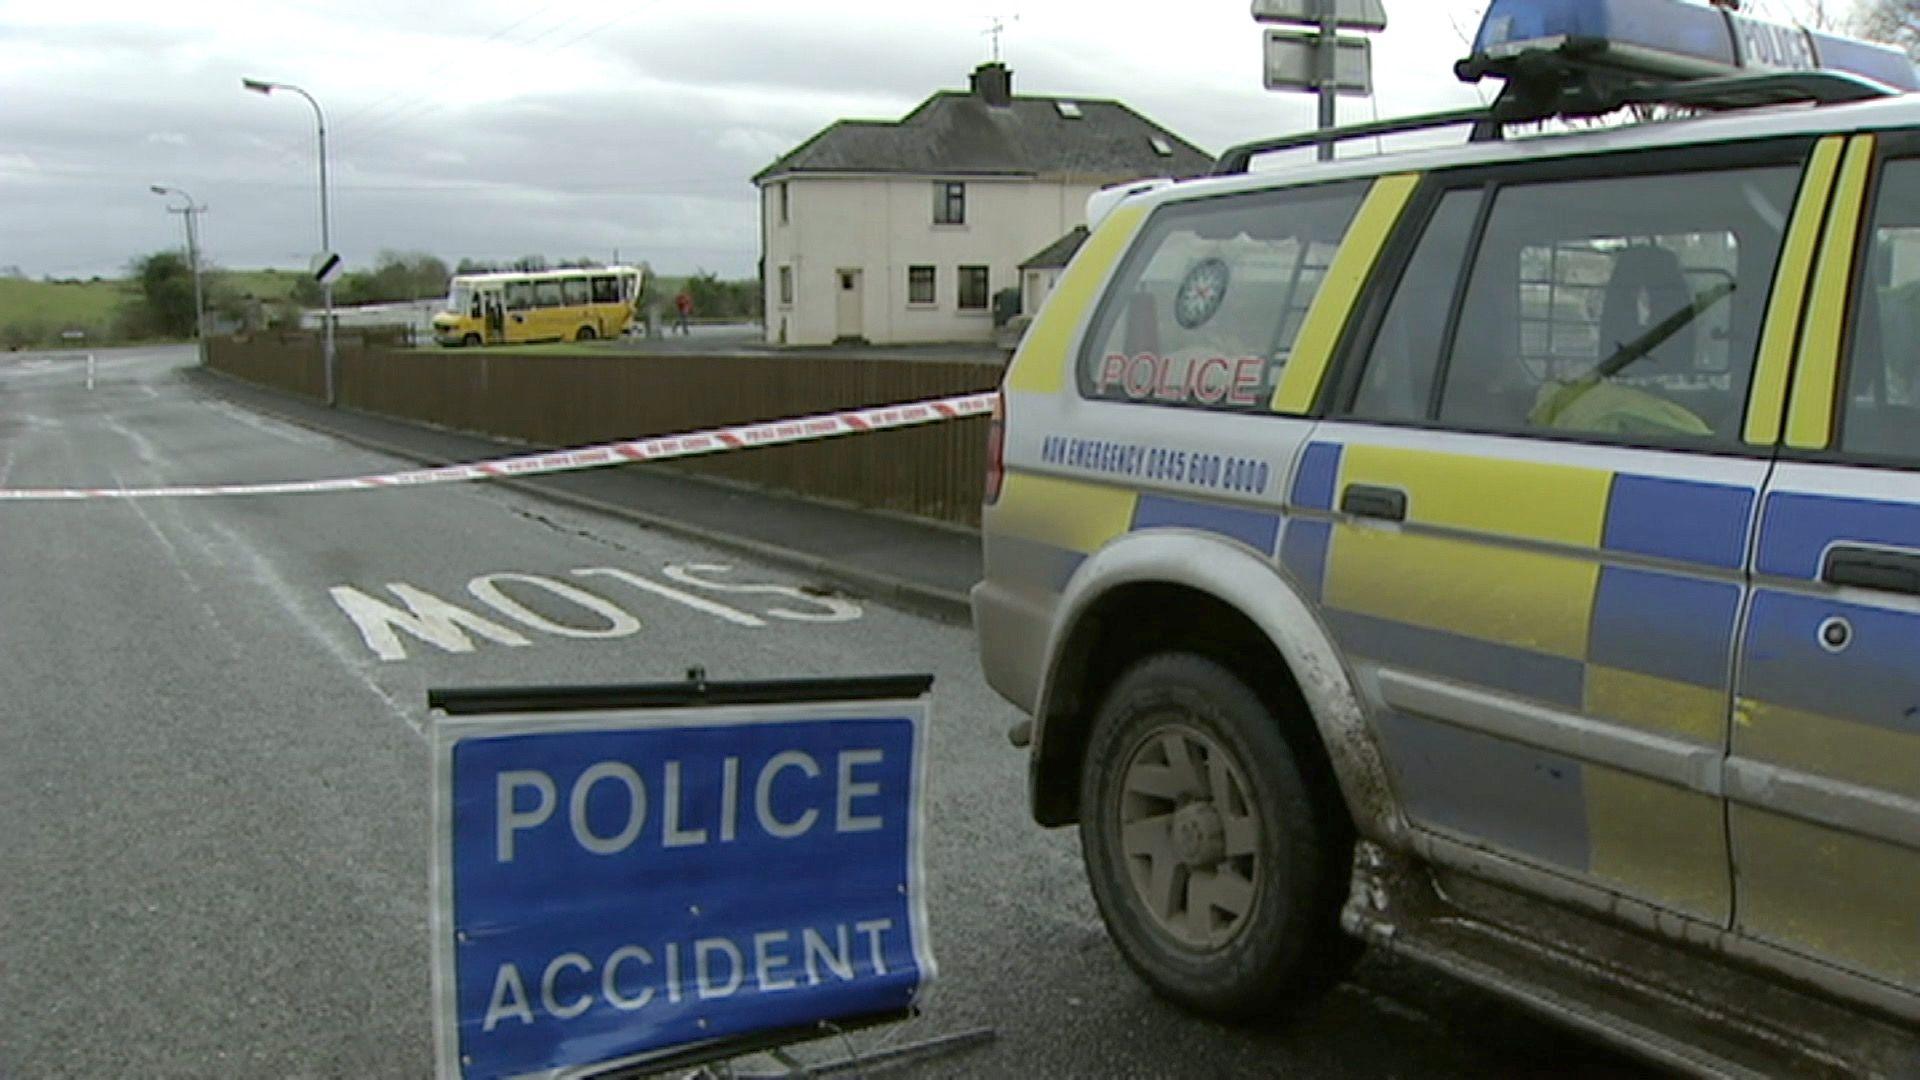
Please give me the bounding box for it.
[591,1009,995,1079]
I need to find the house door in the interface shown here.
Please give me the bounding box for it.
[835,269,862,340]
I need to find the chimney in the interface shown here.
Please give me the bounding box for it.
[970,62,1014,107]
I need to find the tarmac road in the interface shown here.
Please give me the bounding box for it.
[0,345,1643,1078]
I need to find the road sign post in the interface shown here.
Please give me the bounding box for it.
[1252,0,1386,161]
[427,673,947,1080]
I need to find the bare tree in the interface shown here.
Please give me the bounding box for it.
[1853,0,1920,54]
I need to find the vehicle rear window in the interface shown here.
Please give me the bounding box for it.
[1077,181,1367,411]
[1431,165,1798,446]
[1342,164,1798,446]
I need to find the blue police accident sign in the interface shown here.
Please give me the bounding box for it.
[429,691,935,1080]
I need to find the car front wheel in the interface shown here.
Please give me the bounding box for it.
[1079,652,1357,1020]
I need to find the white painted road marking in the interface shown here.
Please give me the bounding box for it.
[661,563,861,623]
[467,573,643,640]
[572,567,765,628]
[330,564,864,661]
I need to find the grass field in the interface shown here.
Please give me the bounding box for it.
[0,269,304,346]
[222,268,303,304]
[0,277,136,339]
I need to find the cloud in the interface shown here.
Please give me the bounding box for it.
[0,2,1502,279]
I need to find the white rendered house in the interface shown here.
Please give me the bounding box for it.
[755,62,1210,346]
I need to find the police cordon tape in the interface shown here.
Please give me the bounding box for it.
[0,391,998,501]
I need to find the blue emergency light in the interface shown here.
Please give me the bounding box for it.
[1461,0,1920,94]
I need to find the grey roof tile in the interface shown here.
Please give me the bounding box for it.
[755,87,1211,183]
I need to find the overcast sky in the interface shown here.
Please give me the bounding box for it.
[0,0,1827,281]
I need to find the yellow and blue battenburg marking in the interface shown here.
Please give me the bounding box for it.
[1283,441,1750,704]
[1747,491,1920,768]
[1737,488,1920,982]
[1278,439,1756,916]
[987,471,1287,597]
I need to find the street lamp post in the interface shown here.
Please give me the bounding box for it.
[150,185,207,363]
[243,76,336,405]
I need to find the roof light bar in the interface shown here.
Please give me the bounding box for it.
[1459,0,1919,94]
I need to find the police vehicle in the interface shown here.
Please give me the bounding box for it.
[973,0,1920,1072]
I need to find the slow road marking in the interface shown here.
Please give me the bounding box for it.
[330,563,862,662]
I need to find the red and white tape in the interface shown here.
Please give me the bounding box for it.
[0,392,997,501]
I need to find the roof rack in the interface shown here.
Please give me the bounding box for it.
[1217,0,1916,176]
[1214,107,1492,176]
[1215,67,1901,176]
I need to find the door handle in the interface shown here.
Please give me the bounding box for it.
[1822,545,1920,596]
[1340,484,1407,522]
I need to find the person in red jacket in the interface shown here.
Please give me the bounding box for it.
[673,290,692,335]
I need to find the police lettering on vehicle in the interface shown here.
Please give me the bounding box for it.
[1729,13,1816,72]
[1093,352,1266,408]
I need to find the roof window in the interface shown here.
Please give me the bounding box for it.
[1055,100,1083,119]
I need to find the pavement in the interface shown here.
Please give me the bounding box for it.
[190,364,985,624]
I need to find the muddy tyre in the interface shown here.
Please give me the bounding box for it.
[1079,652,1358,1020]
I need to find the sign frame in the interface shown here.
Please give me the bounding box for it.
[427,674,936,1080]
[1250,0,1387,32]
[1263,29,1374,95]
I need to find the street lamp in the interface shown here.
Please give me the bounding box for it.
[243,76,336,405]
[150,185,207,364]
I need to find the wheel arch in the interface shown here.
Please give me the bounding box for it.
[1030,530,1404,846]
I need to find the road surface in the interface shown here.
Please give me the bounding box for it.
[0,345,1638,1077]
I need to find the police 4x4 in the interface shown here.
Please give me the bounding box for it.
[975,1,1920,1074]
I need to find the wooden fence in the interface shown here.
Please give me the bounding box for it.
[206,334,1000,527]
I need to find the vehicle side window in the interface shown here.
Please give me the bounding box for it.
[1839,157,1920,461]
[534,280,564,308]
[1434,165,1800,445]
[590,275,619,303]
[1077,181,1367,411]
[1348,188,1483,421]
[562,278,591,305]
[504,281,535,311]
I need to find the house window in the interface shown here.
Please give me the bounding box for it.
[778,265,793,306]
[934,182,966,225]
[958,265,989,310]
[908,265,936,305]
[778,182,789,225]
